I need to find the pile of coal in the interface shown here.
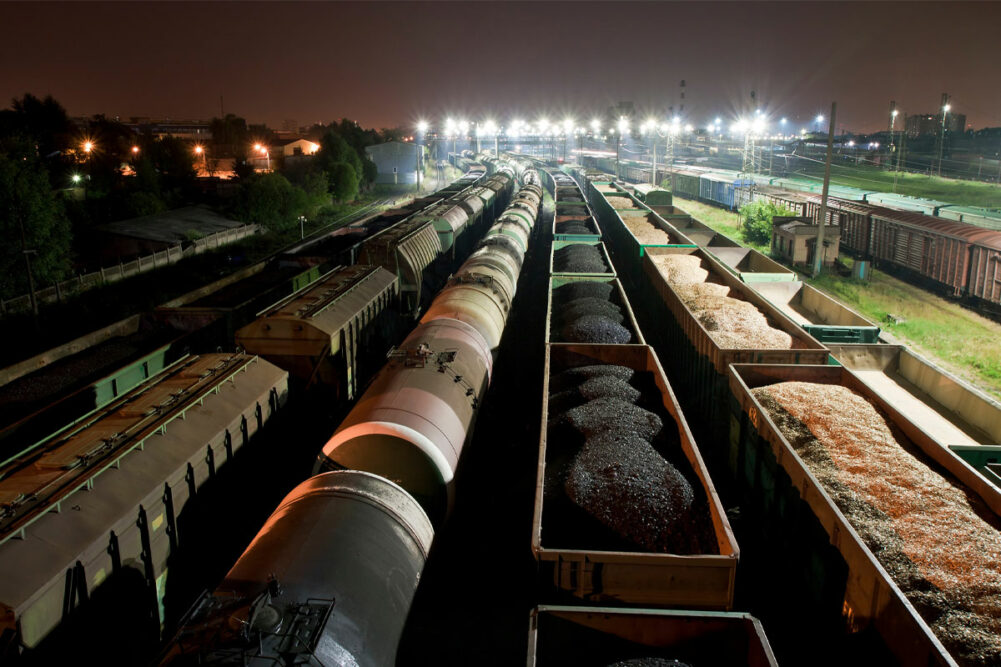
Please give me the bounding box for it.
[552,282,631,344]
[554,243,608,273]
[604,656,692,660]
[547,363,696,553]
[555,217,595,235]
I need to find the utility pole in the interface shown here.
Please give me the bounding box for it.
[937,93,950,178]
[813,101,837,278]
[893,114,907,193]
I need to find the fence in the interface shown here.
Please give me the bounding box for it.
[1,224,259,316]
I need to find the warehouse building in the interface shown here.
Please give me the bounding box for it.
[365,141,425,185]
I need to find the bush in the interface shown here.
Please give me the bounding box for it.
[237,172,309,232]
[327,161,359,203]
[738,200,794,246]
[124,191,166,218]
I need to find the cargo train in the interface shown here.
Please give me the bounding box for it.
[159,165,544,665]
[0,164,524,660]
[583,156,1001,312]
[572,170,1001,666]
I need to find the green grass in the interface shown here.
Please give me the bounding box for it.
[672,199,770,253]
[676,197,1001,397]
[792,163,1001,208]
[810,266,1001,394]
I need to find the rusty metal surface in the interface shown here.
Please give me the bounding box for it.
[0,354,288,647]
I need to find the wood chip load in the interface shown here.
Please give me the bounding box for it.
[652,254,794,350]
[606,196,637,209]
[623,214,672,245]
[552,283,631,344]
[753,381,1001,665]
[544,364,716,554]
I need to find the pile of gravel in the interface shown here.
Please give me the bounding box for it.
[552,283,631,344]
[554,244,608,273]
[754,381,1001,664]
[546,363,700,553]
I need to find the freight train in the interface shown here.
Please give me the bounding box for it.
[583,156,1001,312]
[571,172,1001,666]
[158,163,544,665]
[0,165,526,661]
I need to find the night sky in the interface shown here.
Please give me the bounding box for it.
[3,1,998,133]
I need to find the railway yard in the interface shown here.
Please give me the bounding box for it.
[2,152,1001,667]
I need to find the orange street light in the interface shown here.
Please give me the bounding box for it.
[83,141,93,153]
[131,146,139,154]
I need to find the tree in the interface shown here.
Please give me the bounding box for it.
[237,173,309,232]
[362,158,378,187]
[233,147,255,180]
[327,162,359,203]
[300,171,330,213]
[738,200,795,246]
[0,152,72,299]
[1,94,72,159]
[318,130,363,182]
[209,114,249,154]
[145,136,196,198]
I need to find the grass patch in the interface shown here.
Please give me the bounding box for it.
[792,163,1001,208]
[671,198,770,253]
[675,195,1001,397]
[809,266,1001,397]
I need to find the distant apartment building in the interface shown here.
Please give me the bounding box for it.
[121,118,212,140]
[905,112,966,138]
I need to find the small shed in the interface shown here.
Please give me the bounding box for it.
[97,206,257,262]
[772,216,840,269]
[365,141,424,185]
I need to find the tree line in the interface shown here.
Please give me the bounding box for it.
[0,93,401,300]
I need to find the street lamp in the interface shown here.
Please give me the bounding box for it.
[616,116,629,180]
[194,144,206,174]
[483,120,498,157]
[561,118,574,162]
[253,143,270,171]
[81,140,94,198]
[416,119,428,191]
[642,119,669,185]
[938,102,951,177]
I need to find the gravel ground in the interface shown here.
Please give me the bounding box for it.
[754,381,1001,666]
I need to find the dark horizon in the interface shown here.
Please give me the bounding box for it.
[3,1,999,133]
